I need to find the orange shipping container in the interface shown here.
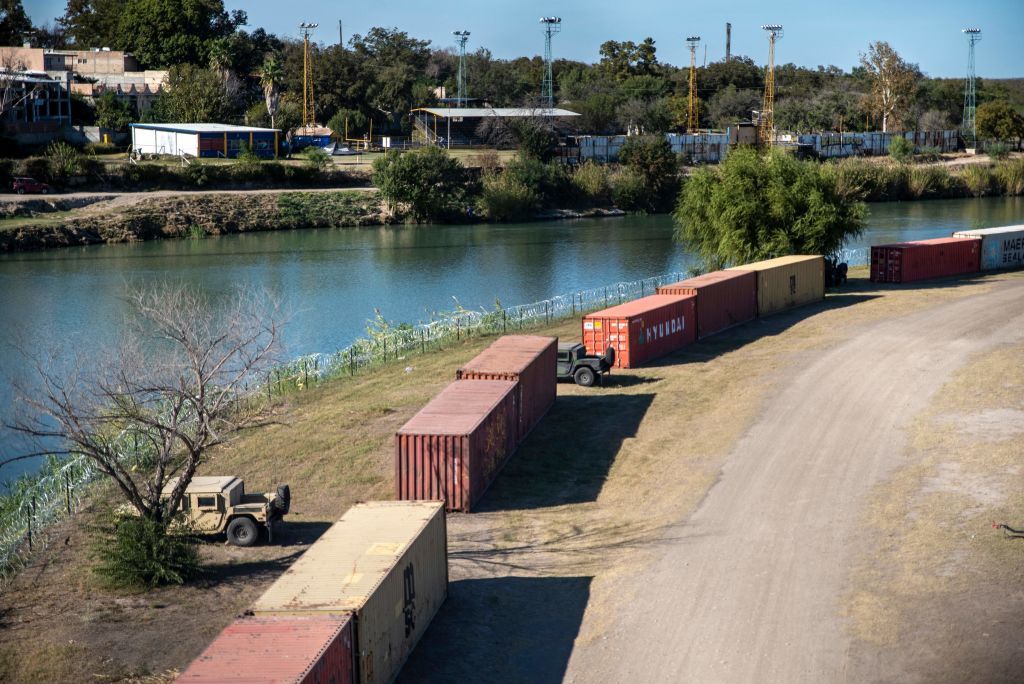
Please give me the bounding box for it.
[456,335,556,442]
[656,270,757,339]
[396,380,519,512]
[177,614,355,684]
[582,294,697,368]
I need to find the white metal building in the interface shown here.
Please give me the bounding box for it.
[129,123,280,158]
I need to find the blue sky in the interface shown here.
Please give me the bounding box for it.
[27,0,1024,78]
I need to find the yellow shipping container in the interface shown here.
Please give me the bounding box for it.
[252,501,447,684]
[728,255,824,316]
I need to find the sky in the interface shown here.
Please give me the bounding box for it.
[26,0,1024,78]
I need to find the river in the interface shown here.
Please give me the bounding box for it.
[1,196,1022,483]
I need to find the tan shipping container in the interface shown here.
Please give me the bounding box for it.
[252,501,448,684]
[728,255,824,316]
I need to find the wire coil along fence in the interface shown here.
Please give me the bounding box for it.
[0,270,688,580]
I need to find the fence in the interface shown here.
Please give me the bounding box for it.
[0,270,689,581]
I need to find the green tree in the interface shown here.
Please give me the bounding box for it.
[674,147,865,269]
[0,0,32,45]
[152,64,229,123]
[94,91,135,130]
[976,101,1024,148]
[706,84,761,129]
[372,147,467,221]
[618,135,678,212]
[258,56,283,128]
[859,41,920,132]
[60,0,126,49]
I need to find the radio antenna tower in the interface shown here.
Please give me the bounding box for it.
[961,28,982,149]
[686,36,701,133]
[759,24,783,147]
[453,31,471,107]
[299,22,319,128]
[540,17,562,109]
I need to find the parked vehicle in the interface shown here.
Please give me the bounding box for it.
[12,177,50,194]
[556,342,615,386]
[161,475,290,546]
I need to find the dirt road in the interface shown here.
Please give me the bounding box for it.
[565,275,1024,683]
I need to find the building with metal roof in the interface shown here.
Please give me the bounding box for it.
[130,122,280,158]
[410,106,579,148]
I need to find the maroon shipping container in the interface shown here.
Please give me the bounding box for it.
[396,380,519,512]
[456,335,557,442]
[177,614,354,684]
[582,294,697,368]
[656,270,757,339]
[870,237,981,283]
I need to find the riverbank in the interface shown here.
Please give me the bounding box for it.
[1,269,1021,681]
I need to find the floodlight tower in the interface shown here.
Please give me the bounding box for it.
[299,22,319,128]
[759,24,783,147]
[453,31,471,107]
[962,28,982,149]
[540,17,562,109]
[686,36,701,133]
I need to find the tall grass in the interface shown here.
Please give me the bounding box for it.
[961,166,995,197]
[995,158,1024,196]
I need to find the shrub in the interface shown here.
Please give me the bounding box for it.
[46,141,84,181]
[618,135,679,212]
[961,165,995,197]
[233,144,264,181]
[92,513,200,589]
[986,141,1010,161]
[503,156,568,207]
[907,165,952,199]
[372,147,467,221]
[611,169,650,212]
[916,145,942,162]
[674,147,866,269]
[184,160,210,187]
[888,136,913,163]
[477,172,540,221]
[507,120,558,162]
[303,146,331,173]
[572,161,612,206]
[995,158,1024,195]
[84,141,121,155]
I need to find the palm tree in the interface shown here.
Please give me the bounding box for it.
[258,57,283,129]
[208,39,232,82]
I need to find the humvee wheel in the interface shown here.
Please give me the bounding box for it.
[226,517,258,547]
[574,366,596,387]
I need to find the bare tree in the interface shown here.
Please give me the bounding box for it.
[0,49,40,123]
[859,41,920,132]
[9,284,283,523]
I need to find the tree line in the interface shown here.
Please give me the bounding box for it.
[8,0,1021,139]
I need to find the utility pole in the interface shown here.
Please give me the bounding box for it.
[759,24,783,148]
[540,17,562,109]
[725,22,731,62]
[299,22,318,129]
[961,28,982,150]
[453,31,470,107]
[338,20,343,46]
[686,36,701,133]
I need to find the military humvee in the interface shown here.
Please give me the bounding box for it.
[162,476,290,547]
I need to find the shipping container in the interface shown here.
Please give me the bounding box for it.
[456,335,556,442]
[952,224,1024,271]
[177,614,355,684]
[870,237,981,283]
[656,270,757,339]
[253,502,448,684]
[396,380,519,512]
[582,294,697,368]
[727,255,824,316]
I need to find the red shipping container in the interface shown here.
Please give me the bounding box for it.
[582,294,697,368]
[396,380,519,512]
[870,237,981,283]
[177,614,354,684]
[456,335,556,442]
[656,270,757,339]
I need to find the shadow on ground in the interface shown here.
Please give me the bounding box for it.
[198,520,331,584]
[478,393,654,512]
[397,575,591,684]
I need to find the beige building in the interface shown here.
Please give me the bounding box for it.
[1,46,166,96]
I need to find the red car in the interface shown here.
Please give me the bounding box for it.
[12,177,51,194]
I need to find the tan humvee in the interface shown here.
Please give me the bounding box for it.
[161,476,290,547]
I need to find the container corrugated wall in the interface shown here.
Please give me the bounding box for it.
[870,238,981,283]
[455,335,557,442]
[728,255,824,316]
[953,225,1024,271]
[396,380,519,512]
[177,614,355,684]
[656,270,757,339]
[253,502,448,684]
[582,294,697,368]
